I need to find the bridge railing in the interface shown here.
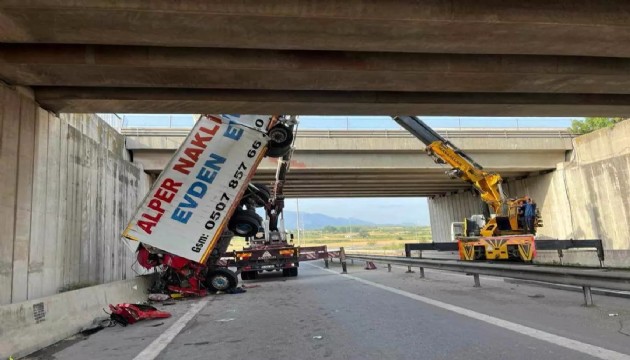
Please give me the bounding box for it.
[104,114,576,133]
[120,128,574,139]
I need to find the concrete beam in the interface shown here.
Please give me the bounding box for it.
[125,131,573,152]
[133,150,563,173]
[2,1,630,57]
[281,190,466,198]
[32,88,630,116]
[4,45,630,94]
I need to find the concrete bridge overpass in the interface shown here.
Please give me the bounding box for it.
[3,1,630,115]
[124,128,573,197]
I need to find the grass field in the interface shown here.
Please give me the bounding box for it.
[227,225,432,255]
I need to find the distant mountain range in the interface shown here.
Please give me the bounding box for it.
[281,211,375,230]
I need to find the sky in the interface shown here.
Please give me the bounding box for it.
[113,114,577,130]
[113,115,578,225]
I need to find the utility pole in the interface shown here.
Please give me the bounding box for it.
[296,198,301,246]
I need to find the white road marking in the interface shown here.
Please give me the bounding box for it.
[313,264,630,360]
[132,299,209,360]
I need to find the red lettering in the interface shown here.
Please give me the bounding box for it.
[199,125,219,135]
[173,157,194,175]
[155,187,174,203]
[206,115,222,124]
[162,178,182,193]
[142,211,162,223]
[184,146,203,163]
[190,132,211,150]
[148,199,164,214]
[138,220,156,234]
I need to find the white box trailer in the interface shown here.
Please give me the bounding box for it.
[123,114,274,263]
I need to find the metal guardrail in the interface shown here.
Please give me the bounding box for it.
[121,128,574,139]
[341,253,630,306]
[405,239,606,266]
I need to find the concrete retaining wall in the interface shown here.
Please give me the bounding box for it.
[0,275,152,359]
[0,84,150,305]
[428,120,630,267]
[428,190,484,241]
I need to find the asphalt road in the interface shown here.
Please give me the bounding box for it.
[26,261,630,360]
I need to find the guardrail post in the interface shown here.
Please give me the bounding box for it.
[557,249,564,265]
[387,264,391,272]
[473,274,481,287]
[404,244,415,273]
[340,247,347,274]
[418,250,425,278]
[582,286,594,306]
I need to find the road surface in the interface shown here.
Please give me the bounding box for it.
[26,261,630,360]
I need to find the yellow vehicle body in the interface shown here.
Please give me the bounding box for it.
[393,115,542,262]
[458,235,536,262]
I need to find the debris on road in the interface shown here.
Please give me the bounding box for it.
[609,313,620,317]
[216,318,235,322]
[312,335,323,340]
[108,303,171,326]
[148,293,171,301]
[225,287,247,294]
[242,284,261,289]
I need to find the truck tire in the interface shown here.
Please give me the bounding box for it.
[205,268,238,292]
[266,125,293,158]
[241,271,257,281]
[228,209,262,237]
[240,271,250,280]
[282,268,298,277]
[251,183,271,207]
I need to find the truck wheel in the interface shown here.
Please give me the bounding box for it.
[291,267,298,277]
[228,209,262,237]
[282,268,291,277]
[251,183,271,207]
[241,271,250,280]
[241,271,257,281]
[266,125,293,158]
[205,268,238,292]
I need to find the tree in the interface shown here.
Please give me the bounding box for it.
[322,225,337,233]
[568,117,625,135]
[358,229,370,238]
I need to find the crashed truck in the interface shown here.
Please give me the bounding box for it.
[233,143,328,280]
[122,114,326,296]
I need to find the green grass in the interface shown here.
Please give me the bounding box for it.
[227,225,432,254]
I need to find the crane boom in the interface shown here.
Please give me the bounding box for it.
[393,116,507,215]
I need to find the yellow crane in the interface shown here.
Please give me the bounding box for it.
[393,116,540,261]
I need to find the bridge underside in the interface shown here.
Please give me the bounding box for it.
[141,167,542,198]
[3,1,630,115]
[128,129,570,197]
[251,169,537,198]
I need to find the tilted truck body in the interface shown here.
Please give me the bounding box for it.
[122,114,295,295]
